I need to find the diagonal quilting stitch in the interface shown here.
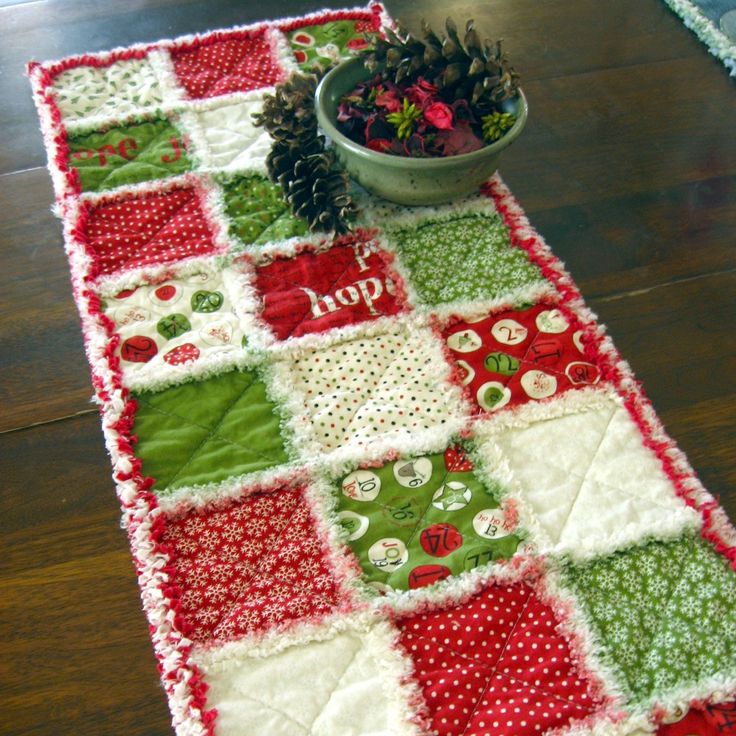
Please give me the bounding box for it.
[203,499,320,637]
[89,123,188,191]
[302,641,365,735]
[299,331,410,448]
[224,691,311,734]
[135,375,287,488]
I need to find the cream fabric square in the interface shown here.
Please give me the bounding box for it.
[489,398,699,558]
[103,269,246,390]
[198,629,403,736]
[190,96,272,172]
[52,59,164,120]
[285,327,466,454]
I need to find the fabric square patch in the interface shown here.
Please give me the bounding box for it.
[443,303,602,413]
[255,241,402,340]
[489,398,698,557]
[68,118,190,192]
[84,186,217,276]
[104,270,244,377]
[563,535,736,704]
[335,445,520,592]
[188,97,273,171]
[196,626,405,735]
[132,367,289,493]
[221,173,307,245]
[52,58,164,120]
[396,580,606,735]
[170,31,282,98]
[286,18,378,69]
[163,485,338,642]
[283,326,464,453]
[387,212,543,306]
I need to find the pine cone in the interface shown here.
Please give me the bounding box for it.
[366,18,520,113]
[252,72,358,234]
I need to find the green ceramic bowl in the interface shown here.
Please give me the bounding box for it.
[315,57,528,205]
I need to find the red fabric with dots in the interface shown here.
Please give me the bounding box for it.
[84,187,217,276]
[170,31,282,98]
[397,582,603,735]
[255,242,402,340]
[162,486,340,643]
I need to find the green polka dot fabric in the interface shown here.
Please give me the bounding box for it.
[29,6,736,736]
[387,212,545,306]
[221,173,308,245]
[336,445,521,592]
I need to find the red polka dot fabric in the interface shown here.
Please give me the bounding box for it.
[170,31,283,99]
[84,187,218,276]
[162,486,340,643]
[255,240,402,340]
[396,582,604,735]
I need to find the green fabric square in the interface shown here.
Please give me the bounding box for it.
[389,213,544,306]
[68,118,191,192]
[335,446,520,592]
[563,535,736,704]
[132,368,289,493]
[221,174,308,245]
[287,20,377,70]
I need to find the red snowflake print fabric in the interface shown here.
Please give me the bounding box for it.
[84,187,218,276]
[442,303,602,414]
[162,486,339,642]
[658,700,736,735]
[396,582,605,736]
[255,241,403,340]
[170,31,283,99]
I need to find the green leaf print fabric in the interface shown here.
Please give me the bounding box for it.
[335,446,521,591]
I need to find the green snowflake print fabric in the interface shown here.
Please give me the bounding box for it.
[563,534,736,704]
[132,368,289,493]
[387,212,544,306]
[335,445,521,592]
[287,20,377,69]
[221,173,308,245]
[68,118,191,192]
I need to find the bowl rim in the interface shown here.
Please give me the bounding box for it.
[315,56,528,168]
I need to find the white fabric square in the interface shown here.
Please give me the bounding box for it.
[198,628,405,736]
[489,398,699,558]
[284,327,466,454]
[104,269,246,390]
[52,59,164,120]
[189,97,272,172]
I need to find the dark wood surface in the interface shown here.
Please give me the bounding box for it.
[1,0,734,734]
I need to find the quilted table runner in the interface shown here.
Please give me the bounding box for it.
[28,4,736,736]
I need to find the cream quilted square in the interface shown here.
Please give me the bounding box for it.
[485,397,700,559]
[183,93,272,172]
[194,625,415,736]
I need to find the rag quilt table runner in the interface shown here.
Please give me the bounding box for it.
[28,5,736,736]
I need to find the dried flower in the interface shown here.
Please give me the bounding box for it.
[386,98,422,140]
[481,111,516,142]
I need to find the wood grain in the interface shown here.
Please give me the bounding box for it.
[1,0,734,734]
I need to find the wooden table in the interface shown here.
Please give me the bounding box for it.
[1,1,734,733]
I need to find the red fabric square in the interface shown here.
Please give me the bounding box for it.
[170,31,282,99]
[255,242,403,340]
[442,303,602,415]
[162,486,339,643]
[85,187,218,276]
[397,582,604,736]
